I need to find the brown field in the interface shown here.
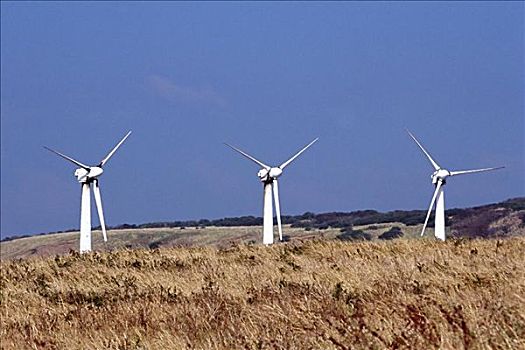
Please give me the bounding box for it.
[1,236,524,349]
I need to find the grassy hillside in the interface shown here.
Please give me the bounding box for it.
[0,223,428,261]
[1,238,524,349]
[2,197,523,261]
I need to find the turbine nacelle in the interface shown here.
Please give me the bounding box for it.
[257,168,269,181]
[75,167,104,183]
[258,167,283,182]
[431,169,450,184]
[75,168,89,182]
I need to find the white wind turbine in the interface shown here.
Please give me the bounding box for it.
[45,131,132,252]
[225,138,319,245]
[407,130,504,240]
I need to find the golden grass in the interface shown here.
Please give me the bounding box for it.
[1,237,524,349]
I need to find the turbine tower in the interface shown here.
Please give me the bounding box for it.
[45,131,132,252]
[225,138,318,245]
[406,130,503,240]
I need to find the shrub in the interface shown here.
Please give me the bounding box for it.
[148,242,161,250]
[336,229,371,241]
[378,227,404,240]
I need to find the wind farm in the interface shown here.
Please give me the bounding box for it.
[2,2,524,350]
[34,130,508,255]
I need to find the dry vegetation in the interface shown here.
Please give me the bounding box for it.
[1,237,524,349]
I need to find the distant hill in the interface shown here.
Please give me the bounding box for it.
[3,197,524,242]
[287,197,525,239]
[1,197,523,260]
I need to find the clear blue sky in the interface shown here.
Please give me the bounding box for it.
[1,2,523,237]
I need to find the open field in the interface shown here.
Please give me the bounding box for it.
[1,237,524,349]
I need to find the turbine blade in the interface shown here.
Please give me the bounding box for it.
[99,131,132,167]
[421,180,443,237]
[406,129,441,170]
[279,138,319,170]
[92,179,107,242]
[450,166,504,176]
[272,179,283,242]
[224,143,270,169]
[44,146,90,169]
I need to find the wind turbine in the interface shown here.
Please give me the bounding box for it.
[406,130,503,240]
[45,131,132,252]
[225,138,318,245]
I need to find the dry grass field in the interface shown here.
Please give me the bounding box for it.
[1,237,524,349]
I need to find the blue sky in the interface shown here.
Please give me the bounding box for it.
[1,2,523,237]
